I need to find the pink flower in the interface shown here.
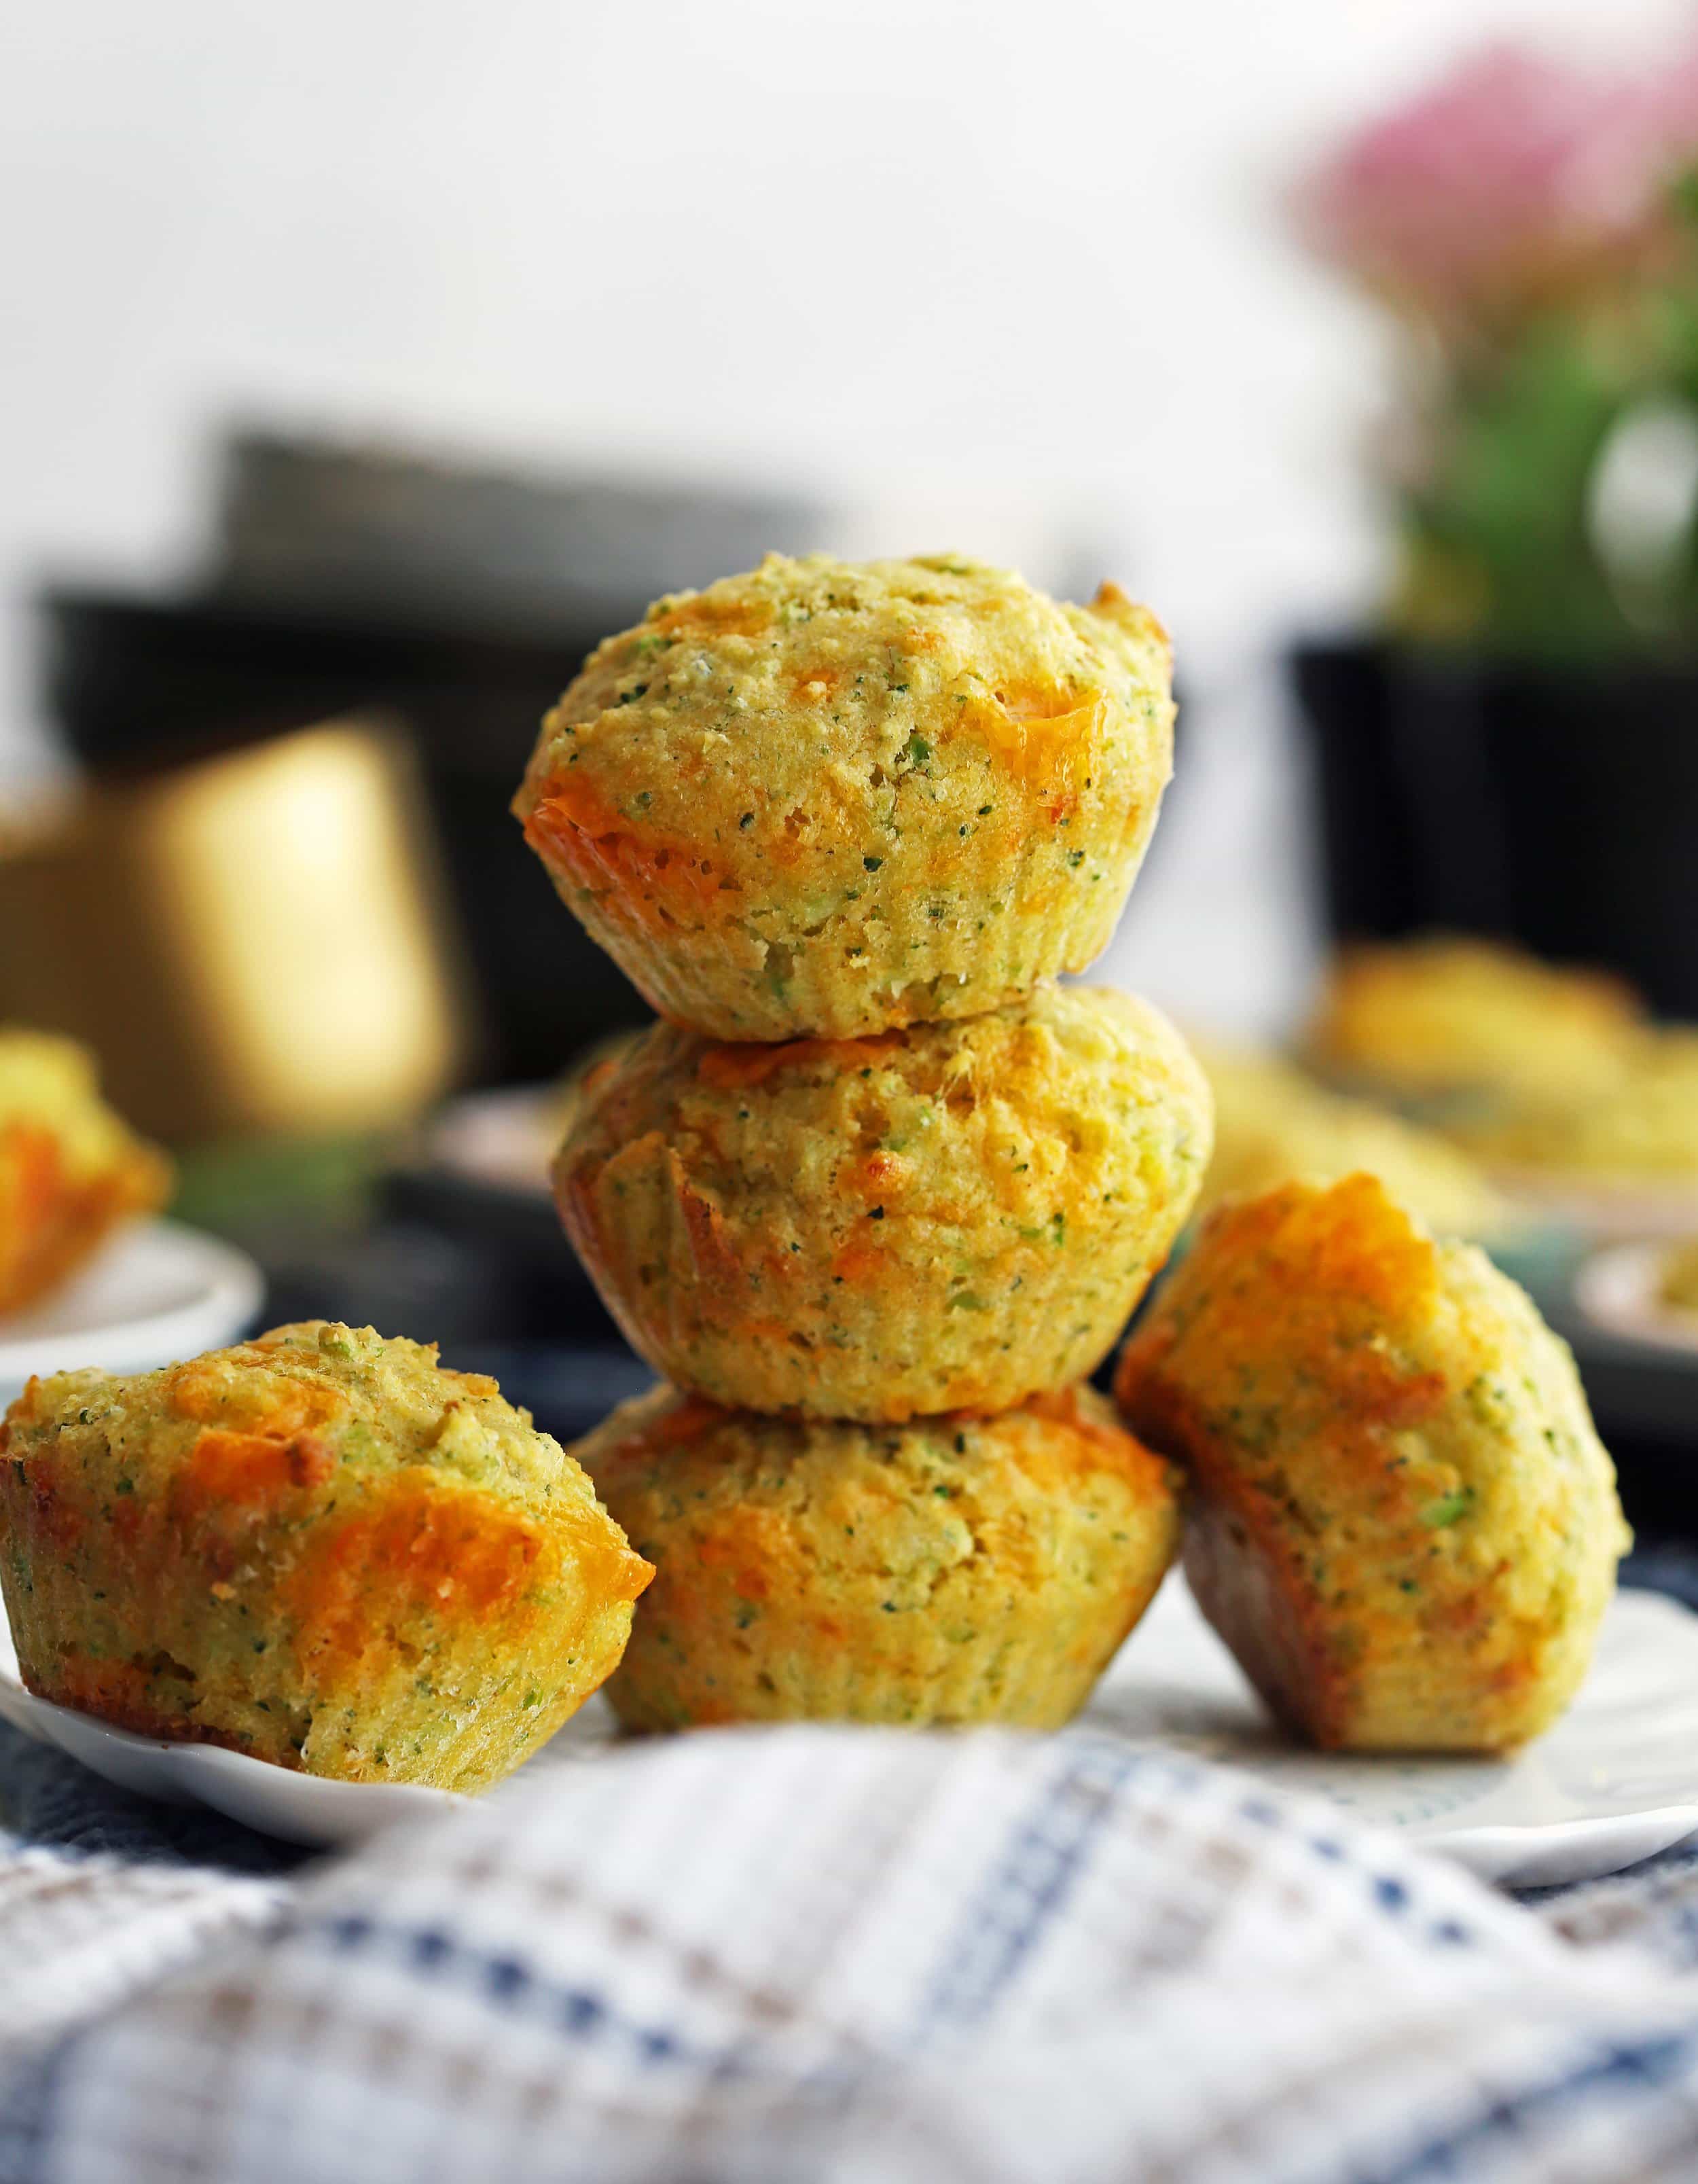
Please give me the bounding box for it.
[1297,41,1698,323]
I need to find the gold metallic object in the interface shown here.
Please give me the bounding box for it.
[0,720,469,1141]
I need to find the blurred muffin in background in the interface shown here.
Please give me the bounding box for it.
[577,1381,1179,1731]
[1455,1028,1698,1183]
[0,1321,651,1789]
[1196,1042,1507,1237]
[1117,1174,1629,1754]
[1661,1238,1698,1314]
[1303,936,1642,1109]
[556,987,1212,1421]
[0,1028,173,1317]
[515,553,1175,1041]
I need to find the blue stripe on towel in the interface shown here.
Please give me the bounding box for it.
[1373,2027,1698,2183]
[310,1912,717,2074]
[914,1738,1146,2038]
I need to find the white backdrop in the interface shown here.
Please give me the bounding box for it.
[2,0,1688,1029]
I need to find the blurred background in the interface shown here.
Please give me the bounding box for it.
[6,0,1698,1526]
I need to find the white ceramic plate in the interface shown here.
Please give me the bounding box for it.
[3,1577,1697,1881]
[0,1220,265,1408]
[1575,1239,1698,1359]
[421,1086,558,1199]
[1087,1579,1698,1886]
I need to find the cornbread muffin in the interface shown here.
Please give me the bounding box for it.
[1661,1240,1698,1315]
[546,1026,647,1145]
[1197,1043,1506,1236]
[514,554,1175,1040]
[1116,1175,1628,1753]
[1304,937,1642,1107]
[557,986,1212,1422]
[0,1029,172,1317]
[577,1382,1179,1730]
[1456,1028,1698,1181]
[0,1323,651,1789]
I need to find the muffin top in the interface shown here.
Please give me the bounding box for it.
[513,554,1174,1035]
[556,986,1211,1419]
[581,1381,1179,1731]
[5,1320,616,1525]
[581,1380,1177,1596]
[564,984,1210,1252]
[1117,1174,1629,1636]
[0,1027,165,1187]
[520,553,1170,844]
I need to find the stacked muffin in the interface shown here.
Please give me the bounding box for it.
[516,553,1213,1729]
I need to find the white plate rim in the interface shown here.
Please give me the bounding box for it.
[419,1085,558,1200]
[1407,1808,1698,1888]
[1574,1239,1698,1359]
[0,1670,456,1846]
[0,1219,266,1388]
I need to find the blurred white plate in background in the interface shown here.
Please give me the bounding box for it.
[1576,1240,1698,1359]
[422,1085,558,1198]
[3,1573,1695,1883]
[0,1219,264,1406]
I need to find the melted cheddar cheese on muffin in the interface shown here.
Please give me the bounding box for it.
[1116,1174,1627,1753]
[0,1322,651,1789]
[557,986,1210,1421]
[577,1381,1178,1731]
[515,554,1174,1040]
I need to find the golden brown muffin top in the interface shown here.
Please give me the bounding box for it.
[4,1320,624,1521]
[1117,1173,1627,1753]
[564,983,1210,1215]
[583,1380,1174,1508]
[1117,1173,1628,1616]
[514,552,1171,894]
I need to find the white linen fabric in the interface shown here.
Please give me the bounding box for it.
[5,1723,1698,2184]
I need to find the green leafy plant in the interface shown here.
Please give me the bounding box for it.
[1299,43,1698,660]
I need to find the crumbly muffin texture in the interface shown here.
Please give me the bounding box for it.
[0,1322,651,1789]
[1304,937,1642,1107]
[0,1028,172,1316]
[558,986,1211,1421]
[577,1382,1179,1731]
[514,554,1174,1040]
[1195,1041,1506,1237]
[1117,1174,1628,1753]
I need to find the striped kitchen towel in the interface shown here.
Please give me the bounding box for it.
[6,1723,1698,2182]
